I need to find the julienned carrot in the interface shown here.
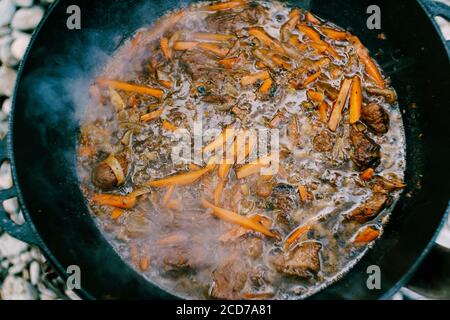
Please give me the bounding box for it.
[236,154,276,179]
[201,0,247,11]
[318,101,330,123]
[298,185,313,203]
[281,8,301,39]
[214,179,226,205]
[141,108,164,122]
[284,225,311,250]
[288,36,307,52]
[241,70,270,86]
[111,208,124,220]
[157,233,189,245]
[360,168,375,181]
[259,78,273,94]
[159,80,173,89]
[307,90,324,102]
[320,27,348,41]
[219,57,239,69]
[92,194,137,209]
[219,214,272,242]
[97,78,164,99]
[192,32,235,42]
[160,37,171,59]
[242,292,275,300]
[248,27,286,54]
[297,24,321,42]
[203,127,236,154]
[353,226,380,244]
[349,36,385,88]
[161,120,177,132]
[305,12,321,24]
[201,199,276,237]
[162,185,176,206]
[173,41,199,50]
[146,167,212,187]
[198,43,229,57]
[349,76,362,124]
[235,130,257,164]
[166,199,182,211]
[303,70,321,86]
[271,55,291,69]
[328,78,352,131]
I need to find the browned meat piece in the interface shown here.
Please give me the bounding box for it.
[371,174,406,193]
[201,94,233,105]
[206,4,264,33]
[180,51,222,81]
[347,193,390,223]
[350,127,381,170]
[269,242,322,278]
[210,257,248,299]
[267,184,299,224]
[241,236,264,259]
[231,104,251,120]
[255,179,273,198]
[361,103,390,134]
[91,154,128,190]
[366,86,397,104]
[313,130,334,152]
[162,244,207,273]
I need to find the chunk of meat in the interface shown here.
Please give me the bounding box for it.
[313,130,334,152]
[210,257,248,299]
[269,242,322,278]
[161,244,207,272]
[347,193,390,223]
[267,183,299,224]
[206,4,265,32]
[92,155,128,190]
[366,86,397,104]
[350,127,381,170]
[361,103,389,134]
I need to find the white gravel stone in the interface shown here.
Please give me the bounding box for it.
[29,261,40,285]
[2,98,12,115]
[11,6,44,31]
[0,66,17,97]
[0,0,16,28]
[1,275,38,300]
[14,0,33,7]
[0,233,28,257]
[11,33,30,60]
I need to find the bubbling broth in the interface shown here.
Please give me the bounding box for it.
[78,0,406,299]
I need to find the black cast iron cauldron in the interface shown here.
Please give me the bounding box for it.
[0,0,449,300]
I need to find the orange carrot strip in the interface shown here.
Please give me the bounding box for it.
[92,194,137,209]
[198,43,229,57]
[305,12,321,24]
[219,57,239,69]
[158,80,173,89]
[201,199,276,237]
[360,168,375,181]
[307,90,324,102]
[203,127,236,154]
[111,208,124,220]
[236,154,275,179]
[243,292,275,300]
[201,0,247,11]
[271,55,291,69]
[288,35,307,52]
[160,37,171,59]
[241,70,270,86]
[146,167,211,187]
[281,8,301,38]
[259,78,273,94]
[139,257,150,272]
[189,163,202,171]
[349,76,362,124]
[303,70,321,86]
[214,179,226,205]
[248,27,286,54]
[284,225,311,250]
[320,27,348,40]
[298,185,313,203]
[173,41,199,50]
[354,226,380,244]
[97,78,164,99]
[318,101,330,123]
[349,36,385,88]
[161,120,177,132]
[162,185,176,206]
[79,145,95,157]
[297,24,322,42]
[157,233,189,245]
[328,78,352,131]
[141,108,164,122]
[192,32,235,42]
